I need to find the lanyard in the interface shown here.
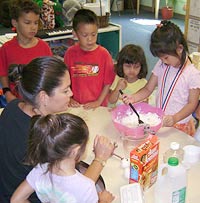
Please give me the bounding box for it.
[159,59,188,111]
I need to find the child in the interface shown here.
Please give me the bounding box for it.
[64,9,115,110]
[108,44,148,107]
[122,20,200,136]
[0,0,52,103]
[11,113,115,203]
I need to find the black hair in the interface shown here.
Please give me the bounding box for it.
[72,8,99,31]
[8,56,68,107]
[115,44,148,79]
[26,113,89,173]
[150,20,189,66]
[9,0,40,20]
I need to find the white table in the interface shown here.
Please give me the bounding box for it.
[67,106,200,203]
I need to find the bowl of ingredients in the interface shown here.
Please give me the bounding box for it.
[111,102,164,138]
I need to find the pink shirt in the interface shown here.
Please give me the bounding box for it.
[153,59,200,124]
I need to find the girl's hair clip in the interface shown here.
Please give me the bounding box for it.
[11,27,17,32]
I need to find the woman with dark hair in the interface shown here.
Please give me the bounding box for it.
[0,56,116,203]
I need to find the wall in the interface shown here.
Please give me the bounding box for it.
[185,0,200,53]
[141,0,186,15]
[85,0,110,12]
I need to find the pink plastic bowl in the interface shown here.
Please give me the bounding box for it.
[111,102,164,138]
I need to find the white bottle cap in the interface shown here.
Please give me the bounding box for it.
[170,142,180,150]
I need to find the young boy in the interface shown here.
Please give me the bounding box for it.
[0,0,52,103]
[64,9,115,109]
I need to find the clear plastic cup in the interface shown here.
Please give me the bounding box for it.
[121,135,146,158]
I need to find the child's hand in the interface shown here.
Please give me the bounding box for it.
[83,101,101,110]
[121,94,135,104]
[117,79,127,91]
[163,115,175,127]
[69,98,81,108]
[98,190,115,203]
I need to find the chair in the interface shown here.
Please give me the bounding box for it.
[111,0,125,16]
[76,161,105,192]
[116,0,124,16]
[136,0,160,19]
[111,0,160,19]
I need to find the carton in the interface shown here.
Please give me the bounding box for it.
[129,135,159,190]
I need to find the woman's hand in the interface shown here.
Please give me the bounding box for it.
[84,136,117,181]
[93,135,116,161]
[98,190,115,203]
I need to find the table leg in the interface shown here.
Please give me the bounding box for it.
[155,0,160,19]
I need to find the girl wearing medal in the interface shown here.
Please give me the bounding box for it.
[122,20,200,136]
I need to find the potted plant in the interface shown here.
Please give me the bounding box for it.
[161,0,176,20]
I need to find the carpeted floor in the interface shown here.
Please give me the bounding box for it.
[130,18,161,25]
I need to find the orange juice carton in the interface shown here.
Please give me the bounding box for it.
[129,134,159,190]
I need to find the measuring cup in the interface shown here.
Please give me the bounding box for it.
[183,145,200,164]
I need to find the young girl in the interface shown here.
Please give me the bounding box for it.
[122,20,200,136]
[108,44,148,107]
[0,0,52,103]
[11,113,114,203]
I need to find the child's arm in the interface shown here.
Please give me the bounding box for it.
[83,84,110,110]
[69,97,81,108]
[122,73,158,104]
[0,76,16,102]
[10,180,34,203]
[163,88,200,126]
[194,101,200,120]
[108,79,127,104]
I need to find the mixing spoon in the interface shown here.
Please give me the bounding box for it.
[119,89,144,125]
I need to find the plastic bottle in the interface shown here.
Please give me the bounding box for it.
[154,157,187,203]
[163,142,184,163]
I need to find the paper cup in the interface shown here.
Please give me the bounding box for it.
[183,145,200,164]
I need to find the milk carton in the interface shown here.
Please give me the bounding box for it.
[130,135,159,190]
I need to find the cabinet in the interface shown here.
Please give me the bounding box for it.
[97,23,121,59]
[45,23,121,59]
[0,23,121,60]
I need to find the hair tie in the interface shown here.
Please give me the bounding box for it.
[11,27,17,32]
[17,64,23,75]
